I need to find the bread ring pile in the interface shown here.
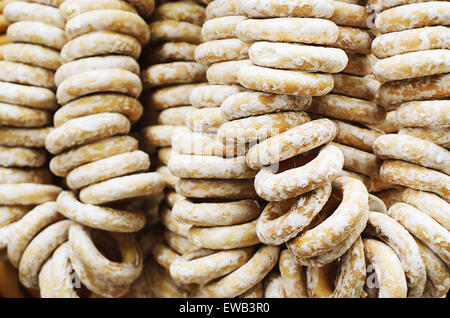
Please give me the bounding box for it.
[0,0,448,299]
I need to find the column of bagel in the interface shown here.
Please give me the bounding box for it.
[0,0,12,59]
[368,0,450,298]
[306,0,394,196]
[0,0,67,298]
[137,0,212,298]
[214,0,380,298]
[155,0,281,298]
[34,0,167,298]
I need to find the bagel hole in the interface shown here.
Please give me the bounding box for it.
[72,270,92,298]
[91,230,123,263]
[302,188,341,232]
[275,148,320,174]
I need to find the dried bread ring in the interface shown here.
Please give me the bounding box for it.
[163,229,197,255]
[0,61,55,89]
[189,219,260,250]
[264,271,285,298]
[172,199,260,227]
[380,160,450,200]
[50,136,138,178]
[3,43,60,71]
[170,247,254,285]
[45,113,131,155]
[18,220,70,289]
[387,203,450,267]
[278,249,307,298]
[207,59,251,85]
[218,111,311,145]
[141,124,176,147]
[148,42,197,64]
[367,0,439,11]
[239,0,334,18]
[157,106,193,126]
[0,127,51,148]
[414,238,450,298]
[376,73,450,109]
[0,183,61,205]
[331,26,373,55]
[334,120,382,153]
[159,205,191,238]
[54,94,143,127]
[257,183,331,245]
[157,147,172,165]
[329,1,368,28]
[56,69,142,105]
[56,191,146,232]
[171,131,246,158]
[249,42,347,73]
[373,134,450,175]
[246,118,337,169]
[185,107,226,133]
[402,188,450,231]
[399,127,450,148]
[306,237,366,298]
[0,146,47,168]
[78,172,165,205]
[38,243,78,298]
[0,81,57,110]
[364,211,427,297]
[238,65,334,96]
[288,177,368,259]
[66,150,150,190]
[146,83,205,110]
[60,31,141,63]
[309,94,386,125]
[254,144,344,201]
[0,167,52,185]
[176,178,257,200]
[205,0,241,19]
[3,1,64,28]
[168,154,256,179]
[236,18,339,44]
[331,142,381,177]
[221,91,311,120]
[6,21,66,50]
[59,0,137,21]
[375,188,404,209]
[153,1,204,25]
[142,62,207,88]
[68,223,143,298]
[373,50,450,82]
[195,38,249,65]
[0,103,51,127]
[196,245,279,298]
[6,201,63,267]
[372,26,450,59]
[150,20,202,44]
[190,84,246,108]
[202,16,246,41]
[66,10,149,45]
[396,100,449,127]
[332,74,377,101]
[363,238,408,298]
[54,55,140,87]
[375,2,450,33]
